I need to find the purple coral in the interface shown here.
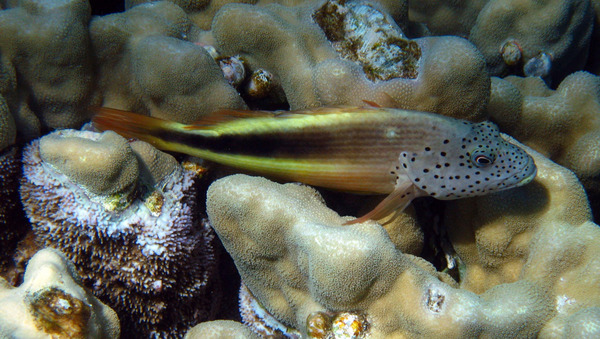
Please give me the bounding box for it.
[20,129,219,338]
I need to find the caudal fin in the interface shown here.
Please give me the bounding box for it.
[92,107,184,150]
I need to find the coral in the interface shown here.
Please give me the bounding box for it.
[408,0,488,37]
[0,145,29,277]
[89,1,247,123]
[39,130,139,197]
[206,140,600,337]
[587,0,600,75]
[487,71,600,193]
[469,0,594,84]
[0,248,120,339]
[212,0,490,121]
[0,0,95,135]
[0,94,15,150]
[185,319,259,339]
[20,129,220,338]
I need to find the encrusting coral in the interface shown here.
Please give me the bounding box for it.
[0,248,120,339]
[0,0,95,135]
[487,71,600,194]
[20,129,220,338]
[89,1,247,123]
[408,0,594,85]
[212,0,490,121]
[206,139,600,337]
[469,0,594,84]
[184,319,260,339]
[408,0,487,37]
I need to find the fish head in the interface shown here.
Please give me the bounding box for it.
[399,121,536,200]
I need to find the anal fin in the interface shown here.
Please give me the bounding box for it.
[344,180,417,225]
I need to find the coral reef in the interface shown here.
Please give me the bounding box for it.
[89,1,247,123]
[0,0,599,336]
[212,0,490,121]
[487,71,600,193]
[20,129,219,338]
[409,0,594,85]
[0,248,120,339]
[408,0,487,37]
[206,140,600,337]
[0,94,15,149]
[0,92,27,274]
[0,0,95,136]
[0,145,29,278]
[185,319,259,339]
[469,0,593,84]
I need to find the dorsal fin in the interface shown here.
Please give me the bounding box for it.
[362,100,383,108]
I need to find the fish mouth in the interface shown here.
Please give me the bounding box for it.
[514,157,537,187]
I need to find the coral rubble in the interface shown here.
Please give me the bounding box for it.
[0,248,120,339]
[206,141,600,337]
[20,129,219,338]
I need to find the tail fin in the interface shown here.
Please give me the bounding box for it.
[92,107,185,151]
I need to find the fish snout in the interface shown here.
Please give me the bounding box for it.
[514,156,537,187]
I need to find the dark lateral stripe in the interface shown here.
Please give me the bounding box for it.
[157,125,410,160]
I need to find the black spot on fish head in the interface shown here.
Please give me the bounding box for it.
[411,121,537,200]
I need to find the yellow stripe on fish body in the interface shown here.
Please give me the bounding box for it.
[92,106,537,224]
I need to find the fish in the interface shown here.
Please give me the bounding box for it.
[92,106,537,224]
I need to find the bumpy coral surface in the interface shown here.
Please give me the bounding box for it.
[89,1,246,123]
[206,140,600,337]
[469,0,593,84]
[487,71,600,193]
[0,94,15,150]
[212,0,490,121]
[20,129,219,338]
[0,0,95,135]
[0,248,120,339]
[408,0,487,37]
[185,319,260,339]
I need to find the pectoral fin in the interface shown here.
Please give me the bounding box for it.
[344,180,417,225]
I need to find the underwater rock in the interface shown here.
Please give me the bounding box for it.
[469,0,593,85]
[212,0,490,121]
[0,0,95,135]
[20,129,219,338]
[487,71,600,194]
[206,139,600,337]
[89,1,246,123]
[0,248,120,339]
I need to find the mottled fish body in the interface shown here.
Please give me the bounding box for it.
[93,106,536,224]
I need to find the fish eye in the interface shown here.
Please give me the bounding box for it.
[471,149,496,168]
